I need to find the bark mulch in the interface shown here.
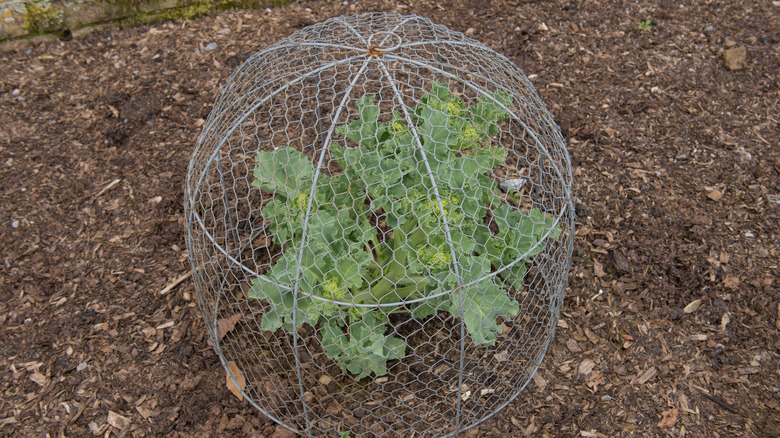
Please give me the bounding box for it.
[1,0,778,436]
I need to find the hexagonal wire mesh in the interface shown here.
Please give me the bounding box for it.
[185,12,574,437]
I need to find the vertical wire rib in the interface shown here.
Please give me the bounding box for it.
[213,150,238,367]
[290,57,372,437]
[217,151,242,257]
[421,18,461,433]
[376,59,468,434]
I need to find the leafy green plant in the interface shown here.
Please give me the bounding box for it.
[638,20,652,31]
[248,82,560,379]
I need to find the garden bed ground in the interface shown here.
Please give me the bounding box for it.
[1,0,778,436]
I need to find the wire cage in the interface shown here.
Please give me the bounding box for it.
[185,12,574,437]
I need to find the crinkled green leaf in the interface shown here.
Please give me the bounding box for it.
[336,253,370,290]
[248,275,320,332]
[454,280,519,345]
[445,255,519,345]
[321,312,406,380]
[337,96,381,148]
[252,148,315,198]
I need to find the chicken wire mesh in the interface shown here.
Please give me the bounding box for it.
[184,12,574,437]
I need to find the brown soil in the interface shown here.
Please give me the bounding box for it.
[1,0,778,437]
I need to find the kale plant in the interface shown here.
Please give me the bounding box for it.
[248,82,560,379]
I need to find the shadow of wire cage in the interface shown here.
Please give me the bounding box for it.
[184,12,574,438]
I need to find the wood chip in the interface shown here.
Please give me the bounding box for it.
[566,339,583,353]
[723,46,746,70]
[720,313,731,331]
[29,371,47,386]
[107,411,131,430]
[632,367,657,384]
[136,405,156,419]
[155,321,175,330]
[532,371,548,390]
[722,276,739,290]
[657,407,678,428]
[158,271,192,295]
[684,299,702,313]
[593,261,606,277]
[707,189,723,201]
[226,361,246,401]
[584,328,600,344]
[94,178,121,198]
[578,359,596,376]
[523,417,536,436]
[777,302,780,330]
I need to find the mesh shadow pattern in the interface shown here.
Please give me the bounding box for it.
[184,12,574,438]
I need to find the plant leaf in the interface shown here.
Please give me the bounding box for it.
[226,361,246,401]
[216,313,242,341]
[321,312,406,380]
[454,280,519,346]
[253,148,314,198]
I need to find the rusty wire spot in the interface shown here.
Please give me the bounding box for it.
[368,43,382,58]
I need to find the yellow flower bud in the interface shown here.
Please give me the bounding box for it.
[295,193,309,211]
[445,101,462,115]
[322,277,345,300]
[429,198,451,217]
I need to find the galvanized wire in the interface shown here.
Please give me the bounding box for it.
[185,12,574,437]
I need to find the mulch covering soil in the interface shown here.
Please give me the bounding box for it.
[1,0,778,436]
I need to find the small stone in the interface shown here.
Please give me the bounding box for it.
[77,362,87,371]
[11,89,20,96]
[745,230,754,238]
[499,178,527,193]
[11,220,19,228]
[723,46,746,71]
[601,395,612,401]
[205,42,218,52]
